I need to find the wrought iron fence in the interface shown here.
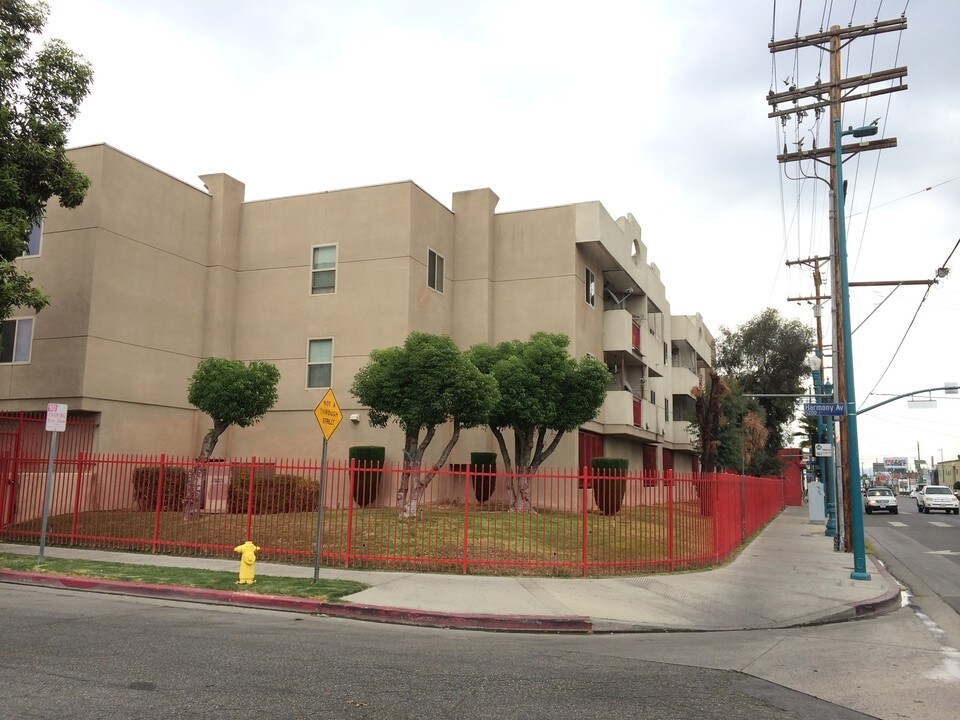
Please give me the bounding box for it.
[0,452,785,577]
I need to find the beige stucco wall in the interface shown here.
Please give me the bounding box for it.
[2,144,713,477]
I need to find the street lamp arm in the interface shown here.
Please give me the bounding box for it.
[858,387,956,415]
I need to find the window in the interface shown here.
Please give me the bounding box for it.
[311,245,337,294]
[307,339,333,388]
[585,267,595,306]
[0,318,33,363]
[428,249,444,292]
[24,222,42,257]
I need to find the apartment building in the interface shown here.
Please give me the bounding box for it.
[1,144,713,472]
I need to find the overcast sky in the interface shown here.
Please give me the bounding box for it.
[40,0,960,472]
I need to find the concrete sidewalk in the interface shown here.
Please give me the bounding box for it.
[0,507,902,633]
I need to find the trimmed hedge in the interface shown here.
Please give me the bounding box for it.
[228,468,318,514]
[132,466,188,511]
[470,451,497,503]
[591,457,628,516]
[349,446,385,507]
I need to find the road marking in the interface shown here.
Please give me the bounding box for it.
[888,521,908,527]
[929,522,952,528]
[924,550,960,556]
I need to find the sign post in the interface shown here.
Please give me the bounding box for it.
[312,389,343,581]
[38,403,68,563]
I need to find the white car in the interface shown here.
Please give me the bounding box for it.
[864,486,898,514]
[916,485,960,515]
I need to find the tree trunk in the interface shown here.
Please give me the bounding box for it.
[395,423,462,518]
[397,432,425,519]
[510,471,535,513]
[183,422,227,520]
[508,431,538,514]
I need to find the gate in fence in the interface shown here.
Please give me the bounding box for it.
[0,411,99,528]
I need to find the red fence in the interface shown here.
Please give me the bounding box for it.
[0,453,785,577]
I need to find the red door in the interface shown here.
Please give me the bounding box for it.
[578,431,604,488]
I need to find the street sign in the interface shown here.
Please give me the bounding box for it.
[39,402,68,563]
[815,443,833,457]
[44,403,68,432]
[803,402,846,416]
[313,389,343,441]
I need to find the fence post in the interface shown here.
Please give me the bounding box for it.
[713,474,721,563]
[345,459,354,569]
[581,466,589,577]
[463,465,470,575]
[70,452,85,545]
[245,456,256,541]
[667,471,675,571]
[152,455,166,553]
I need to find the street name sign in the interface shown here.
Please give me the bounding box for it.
[803,402,846,416]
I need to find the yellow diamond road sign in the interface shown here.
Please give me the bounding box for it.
[314,389,343,441]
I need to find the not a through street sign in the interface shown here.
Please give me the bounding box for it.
[803,402,847,416]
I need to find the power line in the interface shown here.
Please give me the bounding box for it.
[859,237,960,407]
[848,176,960,217]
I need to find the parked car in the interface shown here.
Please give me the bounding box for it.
[864,486,898,514]
[915,485,960,514]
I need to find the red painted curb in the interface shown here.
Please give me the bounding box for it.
[0,570,594,633]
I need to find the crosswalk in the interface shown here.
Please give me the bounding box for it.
[886,520,954,527]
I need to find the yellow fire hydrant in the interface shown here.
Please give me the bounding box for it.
[234,540,260,585]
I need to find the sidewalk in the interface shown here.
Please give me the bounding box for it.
[0,507,902,633]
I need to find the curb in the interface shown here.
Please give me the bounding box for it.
[850,555,904,619]
[0,570,594,634]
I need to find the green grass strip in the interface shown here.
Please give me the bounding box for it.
[0,552,367,602]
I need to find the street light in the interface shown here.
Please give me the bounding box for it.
[834,120,877,581]
[806,352,837,537]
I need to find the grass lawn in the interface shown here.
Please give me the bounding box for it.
[0,552,367,601]
[2,500,719,576]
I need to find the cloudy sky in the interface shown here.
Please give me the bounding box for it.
[40,0,960,472]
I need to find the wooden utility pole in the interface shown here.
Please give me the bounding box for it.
[769,17,907,551]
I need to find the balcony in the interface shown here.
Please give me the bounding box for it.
[670,365,699,398]
[603,309,642,357]
[600,390,663,437]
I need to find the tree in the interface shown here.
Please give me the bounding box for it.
[350,332,498,518]
[691,369,727,473]
[690,371,771,514]
[1,0,93,320]
[468,333,610,513]
[715,309,813,471]
[185,358,280,518]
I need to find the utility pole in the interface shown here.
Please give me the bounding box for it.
[786,256,837,537]
[769,17,907,552]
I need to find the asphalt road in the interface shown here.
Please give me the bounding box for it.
[863,492,960,615]
[0,584,879,720]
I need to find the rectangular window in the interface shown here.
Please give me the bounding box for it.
[585,267,596,306]
[24,222,42,257]
[0,318,33,364]
[307,338,333,388]
[311,245,337,294]
[428,249,444,293]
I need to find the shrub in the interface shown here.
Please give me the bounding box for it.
[470,451,497,503]
[132,466,188,512]
[591,457,628,516]
[228,466,318,514]
[349,446,385,507]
